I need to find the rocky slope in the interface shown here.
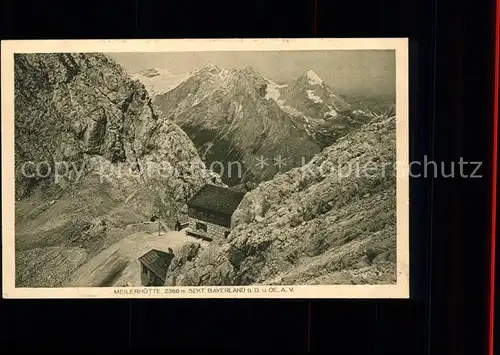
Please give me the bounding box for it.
[151,65,375,187]
[165,112,397,286]
[14,53,222,287]
[153,64,323,186]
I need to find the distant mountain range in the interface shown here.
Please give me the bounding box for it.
[136,64,377,186]
[131,68,190,97]
[341,93,396,116]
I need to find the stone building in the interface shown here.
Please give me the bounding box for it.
[184,184,246,241]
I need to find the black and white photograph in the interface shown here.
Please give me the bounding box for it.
[1,39,409,298]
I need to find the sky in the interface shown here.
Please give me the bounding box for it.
[108,50,395,97]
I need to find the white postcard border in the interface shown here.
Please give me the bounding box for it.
[1,38,409,299]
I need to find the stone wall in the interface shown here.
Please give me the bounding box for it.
[126,221,161,234]
[140,263,165,286]
[187,216,230,241]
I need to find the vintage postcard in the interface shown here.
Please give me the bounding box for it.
[1,38,409,299]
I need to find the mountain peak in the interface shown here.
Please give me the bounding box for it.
[203,62,219,70]
[242,66,257,73]
[193,62,223,76]
[303,70,323,85]
[238,66,262,79]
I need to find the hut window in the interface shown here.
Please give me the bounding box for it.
[196,222,207,233]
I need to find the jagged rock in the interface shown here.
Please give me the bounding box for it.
[15,53,223,200]
[14,53,223,287]
[153,65,324,186]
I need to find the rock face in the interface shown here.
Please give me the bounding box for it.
[165,112,397,286]
[151,65,374,188]
[153,64,322,186]
[14,53,222,287]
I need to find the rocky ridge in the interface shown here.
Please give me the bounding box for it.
[165,111,398,286]
[14,53,222,287]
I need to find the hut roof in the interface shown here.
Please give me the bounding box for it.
[138,249,174,281]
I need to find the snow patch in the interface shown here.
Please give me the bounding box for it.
[279,104,303,117]
[215,102,244,141]
[324,105,338,118]
[265,83,281,101]
[306,70,323,85]
[235,103,243,117]
[216,68,233,81]
[306,89,323,104]
[268,79,288,88]
[264,79,287,102]
[192,93,211,106]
